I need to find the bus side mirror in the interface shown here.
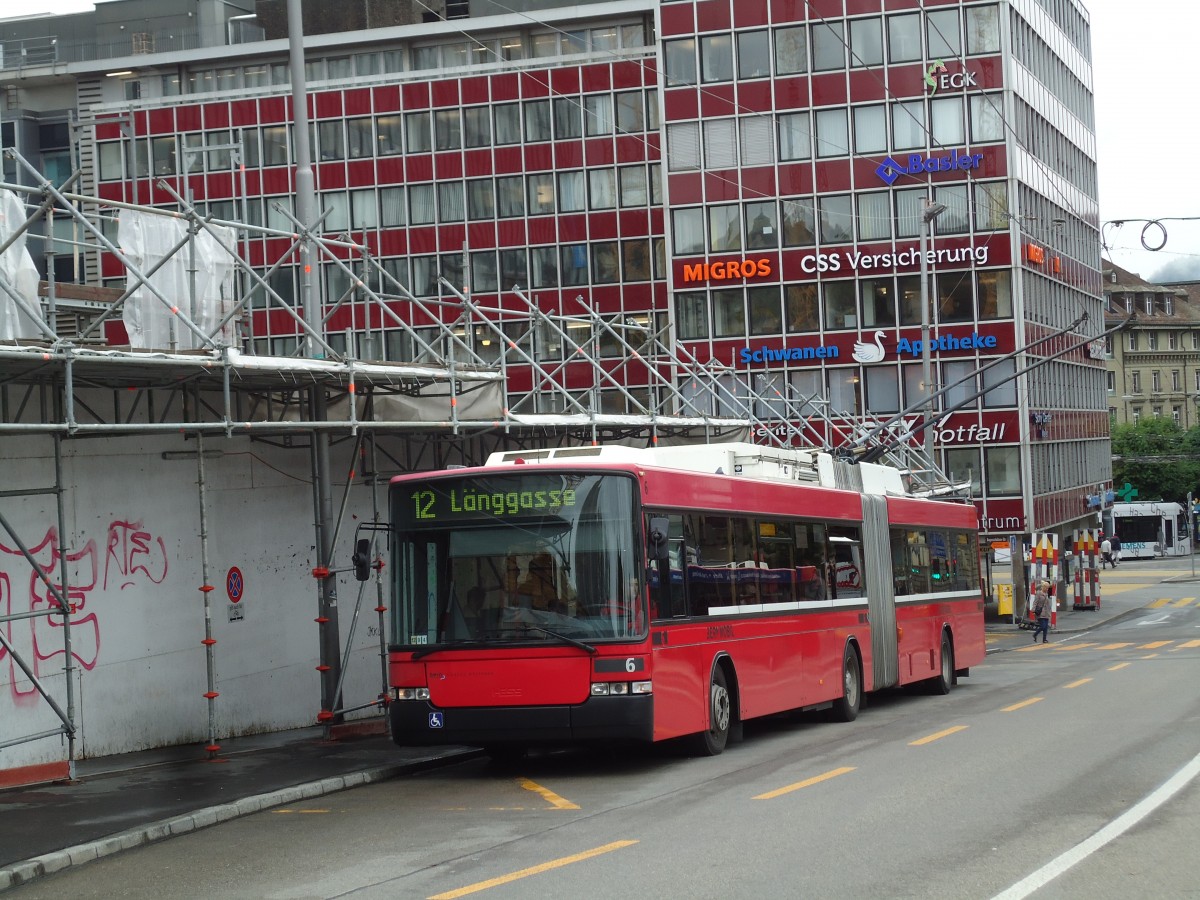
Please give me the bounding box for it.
[352,538,371,581]
[648,516,670,563]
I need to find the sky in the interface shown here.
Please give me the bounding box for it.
[17,0,1200,283]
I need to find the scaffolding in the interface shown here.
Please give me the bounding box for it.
[0,151,952,774]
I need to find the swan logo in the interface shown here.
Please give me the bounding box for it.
[852,331,887,363]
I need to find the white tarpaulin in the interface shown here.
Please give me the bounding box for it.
[0,190,42,341]
[119,210,236,350]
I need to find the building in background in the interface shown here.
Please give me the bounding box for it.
[1,0,1109,540]
[1102,260,1200,429]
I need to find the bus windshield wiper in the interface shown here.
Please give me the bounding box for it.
[523,624,597,655]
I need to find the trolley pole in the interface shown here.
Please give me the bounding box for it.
[918,199,946,470]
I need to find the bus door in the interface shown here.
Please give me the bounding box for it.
[861,494,898,689]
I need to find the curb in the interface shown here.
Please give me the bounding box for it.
[0,749,480,893]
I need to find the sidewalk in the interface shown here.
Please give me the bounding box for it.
[0,724,478,892]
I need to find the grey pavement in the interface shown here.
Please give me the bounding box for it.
[2,556,1193,892]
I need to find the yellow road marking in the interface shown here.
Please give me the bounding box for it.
[271,809,330,814]
[1096,643,1133,650]
[1002,697,1043,712]
[1139,641,1171,649]
[1175,640,1200,650]
[1108,663,1131,671]
[1064,678,1093,689]
[518,778,580,810]
[1148,598,1172,609]
[753,766,856,800]
[1171,597,1195,608]
[428,840,638,899]
[910,725,968,746]
[1142,654,1159,659]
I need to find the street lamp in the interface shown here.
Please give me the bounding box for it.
[919,199,946,468]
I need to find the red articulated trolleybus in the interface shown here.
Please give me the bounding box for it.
[371,443,985,757]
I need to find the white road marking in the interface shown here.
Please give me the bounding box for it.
[991,749,1200,899]
[1137,614,1171,626]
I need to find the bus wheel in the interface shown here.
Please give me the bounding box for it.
[932,633,955,695]
[829,644,861,722]
[690,666,731,756]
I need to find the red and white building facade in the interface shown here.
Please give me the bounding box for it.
[14,0,1110,539]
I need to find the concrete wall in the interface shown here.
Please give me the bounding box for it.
[0,432,385,768]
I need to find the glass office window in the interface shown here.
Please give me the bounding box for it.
[664,38,697,85]
[737,30,771,78]
[350,189,378,229]
[528,173,555,215]
[861,278,896,327]
[673,207,705,255]
[865,367,900,414]
[975,182,1009,230]
[927,9,961,57]
[814,109,848,158]
[531,246,559,288]
[888,13,922,62]
[712,289,746,338]
[666,122,701,171]
[811,21,845,71]
[823,281,858,330]
[558,171,586,212]
[496,175,525,217]
[930,97,964,145]
[782,198,816,246]
[463,107,491,148]
[709,204,742,253]
[745,201,779,250]
[435,110,461,150]
[774,26,808,75]
[589,169,616,209]
[966,5,1001,54]
[895,188,926,238]
[467,179,495,220]
[818,195,853,243]
[934,184,970,234]
[986,446,1021,493]
[561,244,589,286]
[978,270,1012,319]
[937,272,974,322]
[619,166,648,207]
[405,112,431,153]
[380,187,405,227]
[676,291,709,339]
[554,97,582,138]
[778,112,812,161]
[494,104,521,144]
[858,192,891,241]
[970,95,1005,142]
[615,91,645,133]
[704,118,737,169]
[592,242,620,283]
[585,94,614,136]
[622,239,651,282]
[700,34,734,82]
[892,100,926,150]
[850,17,883,66]
[748,286,782,335]
[786,283,819,332]
[438,182,464,222]
[409,184,436,224]
[853,104,887,153]
[982,359,1017,407]
[524,99,551,142]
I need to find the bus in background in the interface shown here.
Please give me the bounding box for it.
[1111,501,1189,560]
[370,443,985,757]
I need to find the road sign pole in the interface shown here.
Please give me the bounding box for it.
[1189,492,1195,579]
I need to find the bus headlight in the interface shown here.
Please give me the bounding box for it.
[392,687,430,701]
[591,681,651,696]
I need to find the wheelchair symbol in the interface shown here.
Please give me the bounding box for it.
[428,712,444,729]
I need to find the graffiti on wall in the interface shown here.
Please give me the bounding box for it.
[0,519,168,705]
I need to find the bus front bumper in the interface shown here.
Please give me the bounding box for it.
[389,694,654,747]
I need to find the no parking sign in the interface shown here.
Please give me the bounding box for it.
[226,566,245,621]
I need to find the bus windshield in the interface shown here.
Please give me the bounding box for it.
[391,471,643,647]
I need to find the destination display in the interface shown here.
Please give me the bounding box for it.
[404,478,579,524]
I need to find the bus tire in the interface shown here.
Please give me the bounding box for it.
[829,644,861,722]
[690,665,731,756]
[931,632,955,695]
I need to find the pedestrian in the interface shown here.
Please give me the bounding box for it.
[1110,534,1121,567]
[1100,536,1113,569]
[1032,579,1052,643]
